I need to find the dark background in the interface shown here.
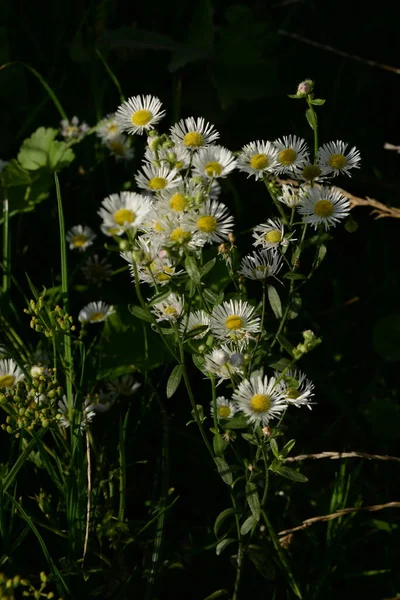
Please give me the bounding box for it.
[1,1,399,598]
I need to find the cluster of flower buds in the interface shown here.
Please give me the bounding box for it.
[24,299,76,337]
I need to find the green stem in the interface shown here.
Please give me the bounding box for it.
[231,492,244,600]
[118,408,131,522]
[2,195,10,293]
[264,179,288,224]
[210,375,219,432]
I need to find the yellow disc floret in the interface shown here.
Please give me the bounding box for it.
[184,131,204,147]
[225,315,244,330]
[314,200,334,218]
[218,405,231,419]
[89,312,105,322]
[164,306,178,317]
[286,387,300,400]
[250,394,270,412]
[205,162,223,177]
[132,109,152,127]
[169,193,187,211]
[250,153,269,170]
[107,124,119,135]
[114,209,135,225]
[170,227,192,244]
[264,230,282,244]
[72,234,88,248]
[0,375,15,388]
[197,215,217,233]
[278,148,297,166]
[149,177,167,190]
[328,154,347,170]
[302,164,322,181]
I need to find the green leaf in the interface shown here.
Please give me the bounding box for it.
[241,433,257,446]
[184,324,209,340]
[248,547,276,580]
[192,354,205,371]
[220,414,248,429]
[283,272,307,281]
[185,255,201,285]
[270,438,280,459]
[267,285,282,319]
[281,439,296,457]
[306,108,318,131]
[216,537,236,556]
[311,244,327,273]
[204,591,229,600]
[0,159,31,187]
[200,258,216,278]
[147,289,172,306]
[268,357,291,371]
[288,293,302,320]
[373,314,400,362]
[214,457,233,486]
[213,507,236,538]
[18,127,58,170]
[245,482,261,521]
[275,465,308,482]
[240,515,257,536]
[311,98,326,105]
[203,288,224,305]
[345,214,358,233]
[48,140,75,170]
[213,433,229,457]
[128,304,153,323]
[166,365,183,398]
[276,334,294,356]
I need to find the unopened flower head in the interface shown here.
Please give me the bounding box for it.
[297,186,350,230]
[78,301,115,324]
[252,218,290,250]
[210,397,237,420]
[317,140,361,177]
[170,117,220,150]
[151,293,183,322]
[203,346,243,384]
[98,192,152,236]
[81,255,113,286]
[192,145,237,179]
[274,135,309,174]
[180,310,210,339]
[296,79,314,97]
[237,140,278,180]
[239,249,283,282]
[60,116,89,140]
[115,95,165,135]
[210,300,260,341]
[66,225,96,251]
[276,368,315,409]
[232,373,286,426]
[135,163,180,194]
[0,359,24,389]
[145,144,191,171]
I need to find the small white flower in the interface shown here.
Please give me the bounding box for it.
[81,255,113,286]
[276,368,315,409]
[0,359,24,389]
[58,395,96,432]
[252,218,290,250]
[66,225,96,251]
[170,117,220,150]
[150,293,183,322]
[189,200,234,244]
[180,310,210,339]
[297,186,350,230]
[239,250,283,282]
[192,145,236,179]
[210,300,260,341]
[274,135,310,174]
[278,184,302,208]
[96,113,121,141]
[115,95,165,135]
[237,140,278,180]
[135,163,181,194]
[106,135,135,161]
[210,397,237,420]
[160,219,207,253]
[98,192,152,236]
[122,249,178,287]
[106,375,141,397]
[60,116,89,140]
[317,140,361,177]
[232,373,286,426]
[30,365,46,378]
[78,302,115,324]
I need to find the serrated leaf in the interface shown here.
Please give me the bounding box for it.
[267,285,282,319]
[213,433,229,457]
[220,414,248,429]
[276,465,308,482]
[311,98,325,105]
[204,590,229,600]
[306,108,317,131]
[0,159,31,187]
[48,140,75,170]
[128,305,153,323]
[214,457,233,485]
[166,365,183,398]
[240,515,257,536]
[283,272,307,281]
[213,507,236,538]
[245,482,260,521]
[18,127,58,170]
[216,537,236,556]
[248,548,276,580]
[185,255,201,285]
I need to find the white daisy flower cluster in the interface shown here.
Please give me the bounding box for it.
[60,116,89,140]
[96,112,134,161]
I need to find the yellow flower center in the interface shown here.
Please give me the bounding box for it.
[175,161,184,169]
[265,229,282,243]
[328,153,347,169]
[154,221,164,232]
[72,234,88,248]
[169,193,187,211]
[302,164,322,180]
[314,199,334,218]
[205,161,223,177]
[218,405,231,419]
[89,312,105,321]
[278,148,297,166]
[164,306,178,316]
[250,394,270,412]
[132,109,152,127]
[109,141,125,155]
[108,227,120,235]
[250,153,269,170]
[225,315,244,330]
[107,124,119,135]
[149,177,167,190]
[184,131,204,147]
[170,227,192,244]
[197,215,217,233]
[255,265,268,275]
[0,374,15,388]
[286,387,300,399]
[114,208,135,225]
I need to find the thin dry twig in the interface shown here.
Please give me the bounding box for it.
[278,501,400,544]
[284,451,400,464]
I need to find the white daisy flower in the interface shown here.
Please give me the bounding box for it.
[210,300,260,341]
[276,368,315,409]
[190,200,234,244]
[170,117,220,150]
[192,145,236,179]
[96,113,120,141]
[239,250,283,282]
[150,292,183,322]
[135,163,181,193]
[78,301,115,324]
[317,140,361,177]
[252,218,290,250]
[297,186,350,230]
[106,135,135,161]
[210,397,238,420]
[237,140,278,180]
[180,310,210,339]
[115,95,165,135]
[273,135,310,174]
[57,395,96,432]
[278,184,302,208]
[160,219,207,253]
[81,255,113,286]
[122,250,178,287]
[232,373,287,426]
[66,225,96,251]
[98,192,152,236]
[0,359,24,389]
[106,375,141,397]
[60,116,90,140]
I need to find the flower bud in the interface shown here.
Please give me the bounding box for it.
[213,350,230,366]
[296,79,314,97]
